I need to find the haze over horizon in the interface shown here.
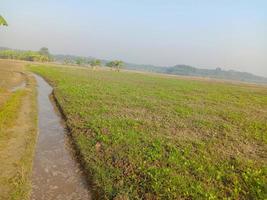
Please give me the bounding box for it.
[1,0,267,77]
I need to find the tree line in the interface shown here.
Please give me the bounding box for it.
[1,15,124,71]
[0,48,124,71]
[64,57,124,71]
[0,48,53,62]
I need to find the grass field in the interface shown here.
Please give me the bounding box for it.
[29,64,267,199]
[0,60,37,200]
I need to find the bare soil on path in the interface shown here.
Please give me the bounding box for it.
[0,60,37,200]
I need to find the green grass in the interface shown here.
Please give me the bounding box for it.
[29,64,267,199]
[0,90,25,133]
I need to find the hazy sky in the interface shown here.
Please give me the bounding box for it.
[1,0,267,76]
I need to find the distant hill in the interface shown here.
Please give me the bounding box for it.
[0,47,11,51]
[166,65,267,83]
[1,47,267,84]
[53,54,267,84]
[117,62,267,84]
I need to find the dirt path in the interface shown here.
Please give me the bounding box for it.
[31,74,91,200]
[0,73,37,200]
[10,81,26,92]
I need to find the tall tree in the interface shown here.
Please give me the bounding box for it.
[39,47,50,57]
[113,60,123,72]
[106,60,123,71]
[90,59,101,70]
[106,61,114,69]
[0,15,8,26]
[76,57,85,66]
[39,47,52,61]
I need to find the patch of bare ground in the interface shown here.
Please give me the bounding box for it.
[0,60,37,200]
[0,59,26,90]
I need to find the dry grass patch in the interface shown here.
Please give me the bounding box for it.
[0,60,37,200]
[0,59,26,90]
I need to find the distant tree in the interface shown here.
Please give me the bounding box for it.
[90,59,101,70]
[113,60,123,72]
[106,60,123,71]
[64,58,72,65]
[0,15,8,26]
[76,57,85,66]
[39,47,53,61]
[0,49,52,62]
[95,59,102,66]
[106,61,114,69]
[39,47,50,57]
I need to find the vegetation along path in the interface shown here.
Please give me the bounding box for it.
[31,74,91,200]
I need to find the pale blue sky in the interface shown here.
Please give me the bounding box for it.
[1,0,267,76]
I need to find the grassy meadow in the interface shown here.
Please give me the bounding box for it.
[29,64,267,199]
[0,60,37,200]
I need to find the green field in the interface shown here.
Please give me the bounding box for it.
[29,64,267,199]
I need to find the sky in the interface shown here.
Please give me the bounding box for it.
[1,0,267,76]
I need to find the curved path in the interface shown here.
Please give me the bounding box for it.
[31,74,91,200]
